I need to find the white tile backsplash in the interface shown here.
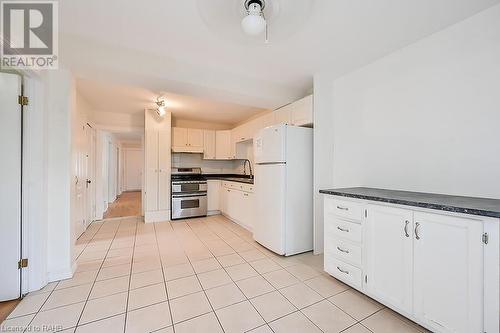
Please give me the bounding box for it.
[172,153,239,174]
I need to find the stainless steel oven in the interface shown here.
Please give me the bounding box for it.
[172,181,207,194]
[171,168,208,220]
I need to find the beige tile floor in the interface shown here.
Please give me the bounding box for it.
[1,215,430,333]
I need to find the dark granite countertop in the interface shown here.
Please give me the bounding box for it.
[204,174,254,185]
[319,187,500,218]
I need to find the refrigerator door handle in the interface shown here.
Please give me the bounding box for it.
[256,162,286,166]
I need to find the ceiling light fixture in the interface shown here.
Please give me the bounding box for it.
[156,97,166,117]
[242,0,268,42]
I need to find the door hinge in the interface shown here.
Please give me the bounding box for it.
[364,209,367,218]
[18,95,29,106]
[18,258,28,269]
[482,233,489,245]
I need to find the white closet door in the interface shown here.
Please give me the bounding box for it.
[0,73,22,301]
[158,130,170,211]
[145,131,158,211]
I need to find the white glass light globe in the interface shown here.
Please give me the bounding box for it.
[241,14,266,35]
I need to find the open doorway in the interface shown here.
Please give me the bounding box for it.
[101,131,143,219]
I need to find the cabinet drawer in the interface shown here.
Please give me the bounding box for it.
[327,217,362,243]
[325,198,364,223]
[325,237,362,267]
[325,257,362,290]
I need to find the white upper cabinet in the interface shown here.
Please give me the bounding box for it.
[274,106,292,125]
[365,204,414,314]
[215,130,232,160]
[172,127,203,152]
[290,95,313,126]
[172,127,187,149]
[259,112,275,129]
[412,212,483,333]
[187,128,203,148]
[271,94,313,127]
[203,130,216,160]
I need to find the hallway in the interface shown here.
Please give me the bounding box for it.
[1,215,428,333]
[103,192,142,219]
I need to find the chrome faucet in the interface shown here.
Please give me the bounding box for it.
[243,159,253,179]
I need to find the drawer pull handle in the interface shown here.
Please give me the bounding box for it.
[336,206,349,211]
[337,226,350,233]
[337,267,349,275]
[337,246,349,254]
[404,220,410,238]
[415,222,421,240]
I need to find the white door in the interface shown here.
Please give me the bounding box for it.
[413,212,483,333]
[145,130,158,211]
[158,130,170,211]
[124,149,142,191]
[254,125,286,164]
[254,164,286,254]
[0,72,22,301]
[365,205,413,314]
[75,125,86,238]
[85,125,96,226]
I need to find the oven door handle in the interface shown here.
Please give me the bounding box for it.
[172,193,207,198]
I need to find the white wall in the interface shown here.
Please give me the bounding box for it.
[44,70,76,281]
[312,74,335,254]
[313,4,500,252]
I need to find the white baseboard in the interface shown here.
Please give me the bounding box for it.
[145,210,171,223]
[221,213,253,232]
[207,210,221,216]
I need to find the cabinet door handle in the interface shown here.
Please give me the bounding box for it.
[415,222,421,240]
[337,226,350,233]
[336,206,349,211]
[404,220,410,237]
[337,267,349,275]
[337,246,349,254]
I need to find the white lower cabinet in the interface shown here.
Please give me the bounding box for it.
[412,212,484,333]
[365,205,413,314]
[207,180,220,214]
[323,196,497,333]
[220,181,254,231]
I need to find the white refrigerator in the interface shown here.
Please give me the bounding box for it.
[253,124,313,256]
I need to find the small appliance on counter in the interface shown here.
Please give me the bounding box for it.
[171,167,207,220]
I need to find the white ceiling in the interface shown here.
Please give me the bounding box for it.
[62,0,499,115]
[77,79,266,126]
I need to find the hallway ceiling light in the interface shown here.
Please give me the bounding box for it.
[156,97,166,117]
[242,0,268,42]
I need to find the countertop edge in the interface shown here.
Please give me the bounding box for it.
[319,189,500,219]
